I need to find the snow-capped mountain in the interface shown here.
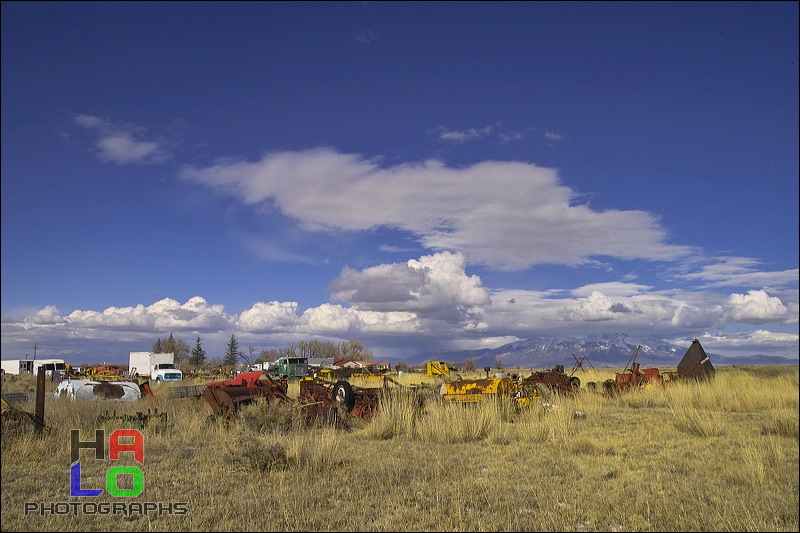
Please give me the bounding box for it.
[403,333,794,369]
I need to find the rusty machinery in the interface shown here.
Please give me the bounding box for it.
[523,365,582,396]
[201,371,425,425]
[298,376,426,422]
[202,371,293,419]
[600,345,666,394]
[600,340,715,395]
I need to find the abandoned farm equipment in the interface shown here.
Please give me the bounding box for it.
[202,371,293,419]
[600,340,716,395]
[523,365,581,396]
[601,345,667,394]
[440,376,545,409]
[196,370,427,426]
[298,375,428,423]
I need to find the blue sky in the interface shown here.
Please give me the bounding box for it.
[2,1,798,365]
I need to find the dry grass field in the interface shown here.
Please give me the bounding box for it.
[1,365,798,532]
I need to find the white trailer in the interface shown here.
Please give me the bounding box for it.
[128,352,183,383]
[33,359,66,378]
[1,359,35,375]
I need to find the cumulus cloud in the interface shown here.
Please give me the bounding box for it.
[26,305,66,325]
[557,291,638,321]
[180,148,694,270]
[73,114,171,164]
[478,287,780,337]
[2,275,798,361]
[329,251,490,326]
[238,301,299,332]
[298,303,420,334]
[65,297,233,331]
[726,289,793,323]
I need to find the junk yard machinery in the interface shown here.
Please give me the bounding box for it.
[523,365,582,396]
[440,376,543,409]
[197,371,427,425]
[298,375,428,421]
[440,363,582,407]
[202,371,293,420]
[600,340,716,395]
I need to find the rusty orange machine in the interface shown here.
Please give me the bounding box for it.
[202,371,293,418]
[201,372,425,425]
[298,376,426,422]
[523,365,581,395]
[601,340,716,395]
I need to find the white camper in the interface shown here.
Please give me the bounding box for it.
[128,352,183,383]
[1,358,65,377]
[1,359,35,375]
[33,359,66,378]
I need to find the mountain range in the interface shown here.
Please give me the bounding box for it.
[400,333,797,369]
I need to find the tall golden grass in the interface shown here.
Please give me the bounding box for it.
[1,365,797,532]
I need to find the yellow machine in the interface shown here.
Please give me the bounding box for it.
[84,365,126,382]
[425,361,455,377]
[440,377,539,408]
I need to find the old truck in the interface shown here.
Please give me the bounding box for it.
[272,356,309,380]
[129,352,183,383]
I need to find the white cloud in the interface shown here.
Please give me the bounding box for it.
[679,256,799,289]
[26,305,66,325]
[73,114,171,165]
[298,303,420,334]
[2,277,798,362]
[726,289,793,323]
[544,131,566,141]
[686,330,800,358]
[234,301,299,332]
[65,297,233,331]
[180,148,694,270]
[330,252,490,324]
[432,125,494,143]
[571,281,653,298]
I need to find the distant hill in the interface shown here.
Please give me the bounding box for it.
[402,333,797,369]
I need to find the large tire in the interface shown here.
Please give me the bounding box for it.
[332,380,355,412]
[568,376,581,390]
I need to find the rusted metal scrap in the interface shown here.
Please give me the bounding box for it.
[97,408,171,430]
[601,340,716,395]
[601,346,667,394]
[203,371,293,419]
[298,376,422,422]
[201,371,424,427]
[523,365,581,395]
